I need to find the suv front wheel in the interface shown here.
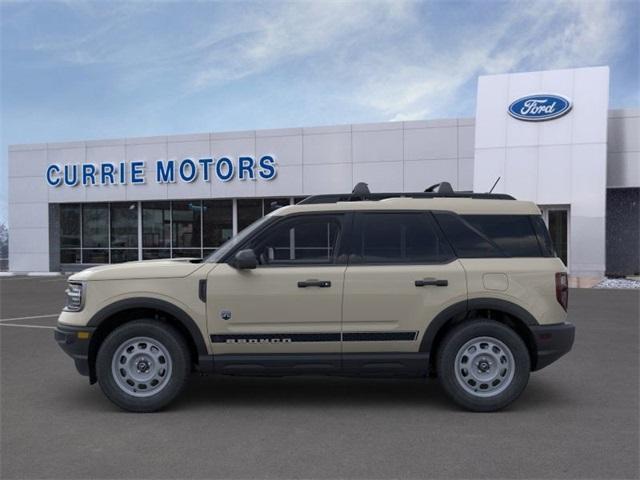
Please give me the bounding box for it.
[437,320,530,412]
[96,320,191,412]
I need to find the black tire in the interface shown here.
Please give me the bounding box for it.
[436,320,530,412]
[96,320,191,412]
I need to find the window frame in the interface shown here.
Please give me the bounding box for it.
[349,210,457,266]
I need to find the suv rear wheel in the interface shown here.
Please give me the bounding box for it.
[437,320,530,412]
[96,320,190,412]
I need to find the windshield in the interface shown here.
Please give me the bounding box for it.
[205,216,271,263]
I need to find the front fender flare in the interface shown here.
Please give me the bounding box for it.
[86,297,208,356]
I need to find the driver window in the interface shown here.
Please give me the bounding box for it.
[251,215,342,266]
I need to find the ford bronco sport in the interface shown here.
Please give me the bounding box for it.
[55,182,575,412]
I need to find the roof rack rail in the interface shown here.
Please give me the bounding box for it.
[424,181,454,194]
[350,182,371,200]
[297,182,515,205]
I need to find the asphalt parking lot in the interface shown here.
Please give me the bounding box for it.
[1,277,638,479]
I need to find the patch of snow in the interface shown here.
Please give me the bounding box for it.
[593,278,640,289]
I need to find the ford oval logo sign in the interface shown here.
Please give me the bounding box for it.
[508,94,572,121]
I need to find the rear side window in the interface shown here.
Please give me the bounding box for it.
[353,212,454,264]
[462,215,543,257]
[434,213,552,258]
[433,213,503,258]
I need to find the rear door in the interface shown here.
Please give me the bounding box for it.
[341,211,467,354]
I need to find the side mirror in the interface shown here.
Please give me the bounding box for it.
[232,249,258,270]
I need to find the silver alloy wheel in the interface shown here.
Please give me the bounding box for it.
[454,336,515,397]
[111,336,173,398]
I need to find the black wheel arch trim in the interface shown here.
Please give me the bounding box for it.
[86,297,209,357]
[419,297,539,353]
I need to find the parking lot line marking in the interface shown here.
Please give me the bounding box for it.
[0,314,59,322]
[0,323,55,329]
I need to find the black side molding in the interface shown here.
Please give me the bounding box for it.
[209,352,429,377]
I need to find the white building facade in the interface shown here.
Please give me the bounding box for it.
[7,66,640,277]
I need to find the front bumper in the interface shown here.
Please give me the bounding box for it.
[530,322,575,371]
[54,324,95,378]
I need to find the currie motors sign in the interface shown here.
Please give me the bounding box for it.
[45,155,277,187]
[508,94,572,121]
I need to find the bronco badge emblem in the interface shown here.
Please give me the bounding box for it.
[220,310,232,321]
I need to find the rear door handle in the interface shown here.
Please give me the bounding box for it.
[415,278,448,287]
[298,279,332,288]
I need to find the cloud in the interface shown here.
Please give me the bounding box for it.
[3,0,631,122]
[349,0,626,121]
[189,1,414,89]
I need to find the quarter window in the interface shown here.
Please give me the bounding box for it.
[433,212,502,258]
[461,215,543,257]
[355,212,454,264]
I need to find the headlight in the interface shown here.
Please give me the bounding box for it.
[64,282,84,312]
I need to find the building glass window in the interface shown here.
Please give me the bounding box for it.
[237,199,263,232]
[264,197,290,214]
[172,201,202,258]
[110,202,138,263]
[60,204,81,264]
[203,199,233,257]
[111,203,138,248]
[111,249,139,263]
[548,210,568,266]
[142,201,171,259]
[58,197,301,265]
[82,204,109,248]
[82,249,110,263]
[82,204,109,263]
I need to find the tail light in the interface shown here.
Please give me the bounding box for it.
[555,272,569,311]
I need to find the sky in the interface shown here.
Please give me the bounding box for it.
[1,0,638,225]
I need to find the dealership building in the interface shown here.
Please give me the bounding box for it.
[7,66,639,278]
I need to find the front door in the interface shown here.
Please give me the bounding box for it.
[206,213,347,356]
[342,212,467,354]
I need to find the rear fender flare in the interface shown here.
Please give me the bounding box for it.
[420,298,539,353]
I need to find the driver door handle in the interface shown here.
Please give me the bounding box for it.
[298,279,332,288]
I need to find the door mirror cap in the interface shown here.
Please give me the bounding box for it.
[232,249,258,269]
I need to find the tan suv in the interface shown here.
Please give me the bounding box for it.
[54,183,574,412]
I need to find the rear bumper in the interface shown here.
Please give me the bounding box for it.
[54,324,95,377]
[530,322,575,371]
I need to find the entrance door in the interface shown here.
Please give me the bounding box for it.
[206,213,347,356]
[540,207,569,267]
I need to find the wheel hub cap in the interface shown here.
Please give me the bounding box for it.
[111,337,173,398]
[454,336,515,398]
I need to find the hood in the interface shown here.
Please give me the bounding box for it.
[69,258,206,281]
